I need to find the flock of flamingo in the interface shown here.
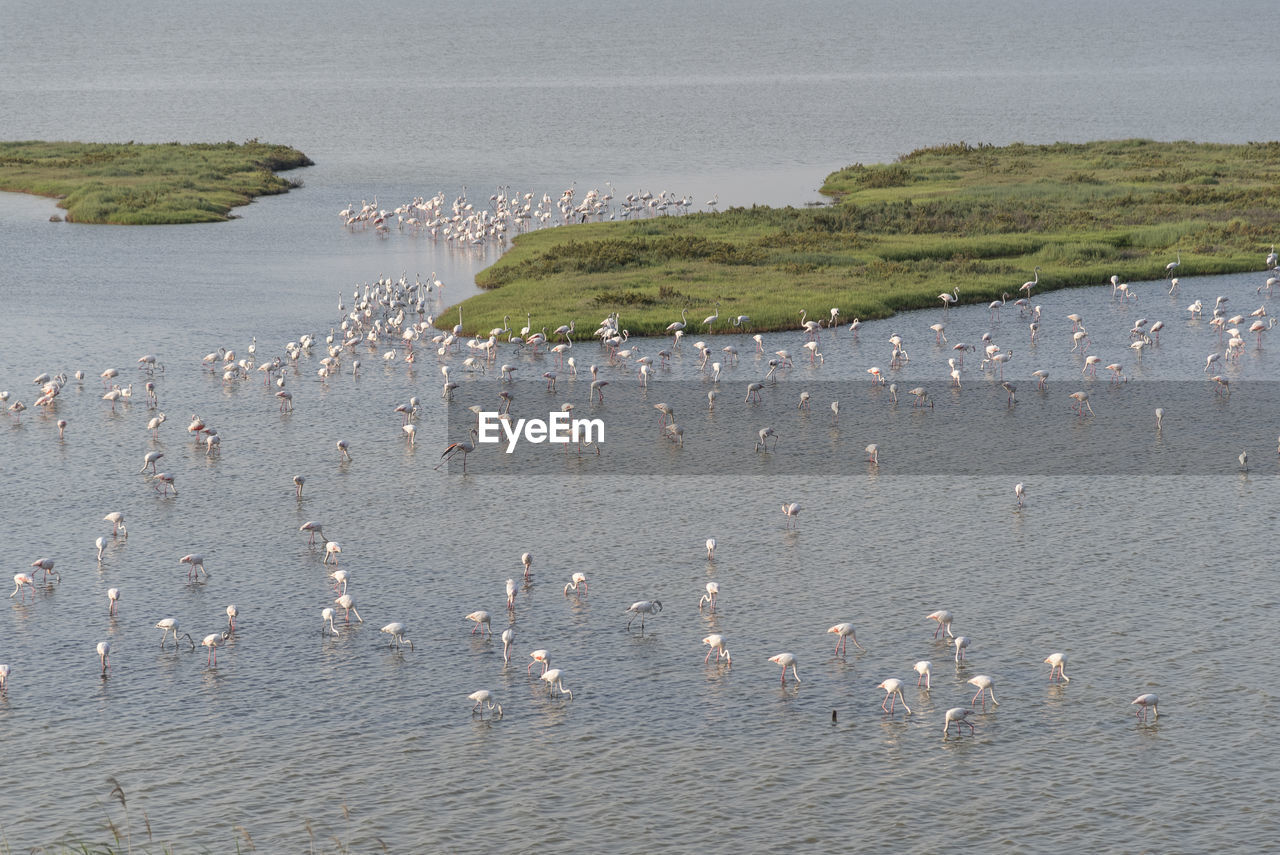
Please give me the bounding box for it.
[339,182,716,244]
[6,243,1279,735]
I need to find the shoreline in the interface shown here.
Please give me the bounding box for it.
[451,139,1280,337]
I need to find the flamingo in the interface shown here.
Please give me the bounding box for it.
[703,634,731,665]
[468,689,503,717]
[521,552,534,581]
[756,427,779,451]
[107,588,120,615]
[877,678,910,713]
[139,450,163,474]
[625,600,662,631]
[202,630,230,666]
[154,618,195,653]
[769,653,801,685]
[179,553,207,580]
[827,623,865,655]
[968,675,999,709]
[1069,391,1094,416]
[466,610,492,636]
[30,558,58,583]
[564,572,587,596]
[702,302,720,330]
[914,660,932,689]
[336,593,362,623]
[97,641,111,674]
[1021,267,1040,295]
[501,628,515,664]
[380,622,414,650]
[506,578,517,610]
[705,538,717,559]
[698,582,719,612]
[528,649,551,676]
[320,606,340,634]
[226,604,238,633]
[781,502,801,529]
[865,444,879,464]
[1132,693,1159,722]
[323,541,342,565]
[1015,482,1026,507]
[927,610,954,639]
[104,512,127,538]
[299,521,326,545]
[943,707,976,736]
[541,668,574,699]
[939,286,959,310]
[1165,249,1180,277]
[1045,653,1069,682]
[954,636,971,662]
[10,573,35,602]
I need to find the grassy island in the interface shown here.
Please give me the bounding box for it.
[0,140,312,224]
[461,139,1280,336]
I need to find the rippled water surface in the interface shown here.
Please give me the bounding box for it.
[3,0,1280,851]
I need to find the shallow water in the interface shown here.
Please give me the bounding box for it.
[3,0,1280,851]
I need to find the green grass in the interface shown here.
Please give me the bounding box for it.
[0,140,312,223]
[458,139,1280,336]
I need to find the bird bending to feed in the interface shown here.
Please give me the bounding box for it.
[466,610,492,636]
[703,634,731,664]
[914,660,932,689]
[953,636,971,663]
[705,537,716,559]
[97,641,111,674]
[299,521,325,545]
[699,582,719,612]
[469,689,503,717]
[10,573,36,602]
[927,610,955,639]
[501,628,514,664]
[521,551,533,580]
[321,607,340,636]
[943,707,976,736]
[380,622,413,650]
[179,553,207,580]
[877,678,911,714]
[625,600,662,631]
[104,512,127,538]
[528,649,550,676]
[770,653,801,685]
[1015,482,1026,507]
[155,618,194,650]
[1045,653,1069,682]
[541,668,573,699]
[1132,693,1159,722]
[827,623,865,655]
[968,674,998,709]
[336,593,362,623]
[564,572,587,596]
[781,502,801,529]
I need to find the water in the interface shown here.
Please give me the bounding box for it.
[3,0,1280,850]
